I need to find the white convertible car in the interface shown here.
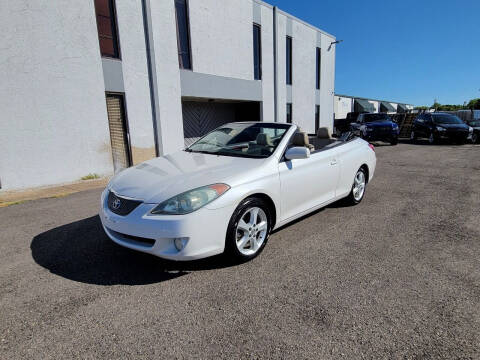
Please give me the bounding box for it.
[100,122,376,261]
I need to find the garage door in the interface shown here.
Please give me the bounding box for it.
[182,101,261,147]
[182,102,236,147]
[106,94,131,173]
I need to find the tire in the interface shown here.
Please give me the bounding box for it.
[390,137,398,145]
[473,133,478,144]
[344,167,367,205]
[410,130,416,143]
[225,197,271,261]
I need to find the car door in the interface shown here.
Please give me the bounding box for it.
[416,114,428,137]
[278,147,340,222]
[424,114,434,136]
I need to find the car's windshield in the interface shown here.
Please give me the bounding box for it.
[187,123,291,158]
[363,114,391,123]
[433,114,463,125]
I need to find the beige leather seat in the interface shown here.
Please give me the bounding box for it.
[248,133,274,155]
[314,127,334,149]
[256,133,273,147]
[292,131,314,151]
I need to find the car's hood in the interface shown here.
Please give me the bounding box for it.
[365,121,394,128]
[109,151,265,203]
[436,123,469,130]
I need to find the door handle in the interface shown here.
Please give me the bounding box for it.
[330,159,338,166]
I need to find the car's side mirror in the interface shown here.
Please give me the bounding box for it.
[285,147,310,160]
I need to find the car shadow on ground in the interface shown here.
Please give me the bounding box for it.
[398,139,469,146]
[31,215,234,286]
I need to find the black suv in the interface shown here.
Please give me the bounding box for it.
[410,112,472,144]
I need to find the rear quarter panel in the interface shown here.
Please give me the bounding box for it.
[336,139,376,198]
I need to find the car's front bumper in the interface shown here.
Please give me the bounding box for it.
[99,189,234,261]
[364,131,398,141]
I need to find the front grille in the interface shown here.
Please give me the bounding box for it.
[107,191,143,216]
[109,228,156,247]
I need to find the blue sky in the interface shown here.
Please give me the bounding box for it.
[271,0,480,106]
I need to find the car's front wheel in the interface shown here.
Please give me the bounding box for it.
[390,137,398,145]
[345,167,367,205]
[225,198,271,261]
[473,132,478,144]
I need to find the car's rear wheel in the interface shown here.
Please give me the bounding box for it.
[225,198,271,261]
[345,168,367,205]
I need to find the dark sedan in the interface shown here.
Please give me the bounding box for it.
[410,113,473,144]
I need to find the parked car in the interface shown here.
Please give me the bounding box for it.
[466,119,480,144]
[100,122,376,262]
[334,112,367,136]
[410,112,473,144]
[350,113,400,145]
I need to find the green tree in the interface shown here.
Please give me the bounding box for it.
[467,98,480,110]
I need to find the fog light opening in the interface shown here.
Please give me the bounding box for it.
[174,237,189,251]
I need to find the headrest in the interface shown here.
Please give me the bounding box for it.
[317,127,332,139]
[292,132,309,147]
[256,133,273,146]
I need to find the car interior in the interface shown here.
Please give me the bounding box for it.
[285,127,341,154]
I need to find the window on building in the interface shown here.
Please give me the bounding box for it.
[175,0,192,70]
[286,103,292,123]
[286,36,292,85]
[315,105,320,130]
[316,47,321,90]
[94,0,120,58]
[253,24,262,80]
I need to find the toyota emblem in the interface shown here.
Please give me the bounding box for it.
[112,198,121,210]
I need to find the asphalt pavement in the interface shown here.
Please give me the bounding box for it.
[1,141,479,359]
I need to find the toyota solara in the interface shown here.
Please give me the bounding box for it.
[100,122,376,261]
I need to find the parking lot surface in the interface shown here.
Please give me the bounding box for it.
[1,142,479,359]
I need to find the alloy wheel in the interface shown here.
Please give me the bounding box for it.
[235,207,268,256]
[353,170,366,201]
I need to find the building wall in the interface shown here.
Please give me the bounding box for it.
[335,96,353,119]
[275,11,336,133]
[319,33,336,131]
[0,0,113,190]
[0,0,337,191]
[369,100,379,113]
[149,0,185,155]
[291,20,317,133]
[275,13,288,124]
[260,5,275,123]
[116,0,156,164]
[188,0,254,81]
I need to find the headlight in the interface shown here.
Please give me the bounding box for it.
[150,184,230,215]
[436,126,446,132]
[468,126,474,133]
